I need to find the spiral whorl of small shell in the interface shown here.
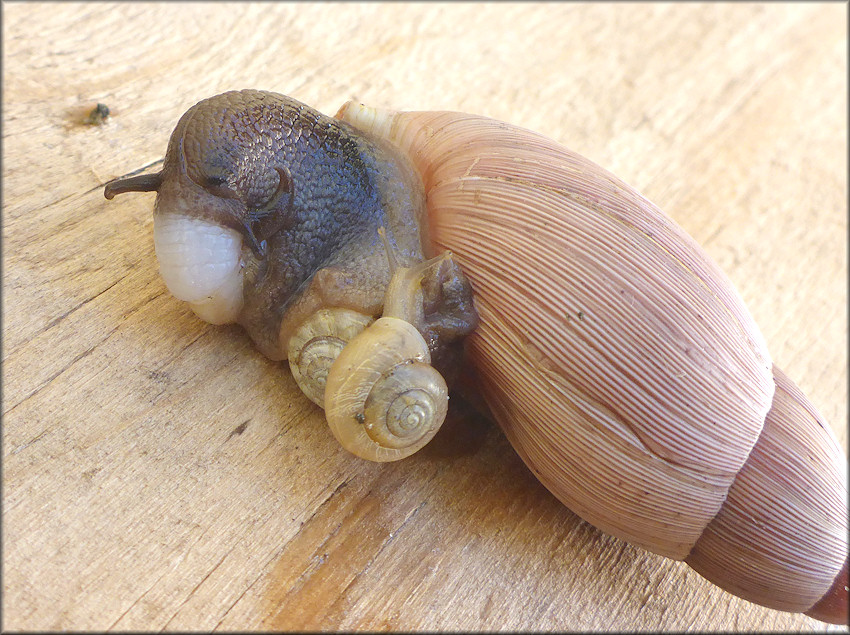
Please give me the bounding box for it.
[324,316,448,462]
[287,308,375,407]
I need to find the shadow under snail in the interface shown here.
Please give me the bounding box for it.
[104,89,848,625]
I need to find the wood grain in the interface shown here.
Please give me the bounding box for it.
[2,2,846,631]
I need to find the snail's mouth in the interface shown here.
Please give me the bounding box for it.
[152,211,245,324]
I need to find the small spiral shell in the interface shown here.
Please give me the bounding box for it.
[324,316,449,462]
[287,308,374,407]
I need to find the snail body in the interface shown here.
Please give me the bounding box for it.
[104,90,847,624]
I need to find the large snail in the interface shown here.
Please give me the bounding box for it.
[104,89,848,624]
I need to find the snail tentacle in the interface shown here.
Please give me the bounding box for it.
[103,171,163,199]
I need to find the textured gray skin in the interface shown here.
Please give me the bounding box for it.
[107,90,477,368]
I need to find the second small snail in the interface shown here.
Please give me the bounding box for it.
[105,90,848,624]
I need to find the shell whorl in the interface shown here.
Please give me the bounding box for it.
[287,308,374,407]
[686,365,848,618]
[324,316,448,462]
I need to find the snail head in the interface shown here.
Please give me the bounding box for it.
[103,90,300,256]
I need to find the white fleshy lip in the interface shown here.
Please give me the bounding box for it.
[153,212,244,323]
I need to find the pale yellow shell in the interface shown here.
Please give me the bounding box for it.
[324,316,448,462]
[287,308,374,407]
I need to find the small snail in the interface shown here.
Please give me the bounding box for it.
[104,90,847,625]
[323,241,460,462]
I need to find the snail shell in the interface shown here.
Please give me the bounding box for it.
[324,316,448,462]
[287,308,375,407]
[337,101,848,623]
[104,90,848,625]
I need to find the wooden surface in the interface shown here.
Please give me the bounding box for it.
[2,2,847,631]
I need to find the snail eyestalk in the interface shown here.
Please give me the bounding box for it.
[377,226,400,274]
[103,172,163,199]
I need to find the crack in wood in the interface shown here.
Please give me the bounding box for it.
[160,549,232,631]
[38,278,123,337]
[106,568,171,631]
[201,480,356,632]
[5,337,112,420]
[225,420,251,442]
[211,570,261,631]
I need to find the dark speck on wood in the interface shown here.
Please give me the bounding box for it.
[227,420,250,441]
